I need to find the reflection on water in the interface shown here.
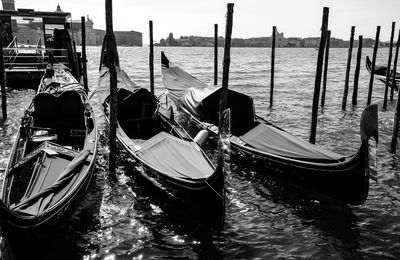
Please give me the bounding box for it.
[0,47,400,259]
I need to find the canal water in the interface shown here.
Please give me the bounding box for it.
[0,46,399,259]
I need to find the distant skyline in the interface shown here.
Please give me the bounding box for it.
[9,0,400,45]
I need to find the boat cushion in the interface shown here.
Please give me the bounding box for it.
[137,132,214,180]
[240,123,345,162]
[117,88,157,121]
[199,88,256,136]
[58,90,85,127]
[33,90,85,129]
[33,92,58,126]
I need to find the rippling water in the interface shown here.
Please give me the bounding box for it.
[1,46,400,259]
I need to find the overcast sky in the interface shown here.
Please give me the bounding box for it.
[12,0,400,44]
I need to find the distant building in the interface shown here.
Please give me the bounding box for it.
[71,15,97,45]
[286,37,302,47]
[91,29,142,46]
[303,37,320,48]
[59,4,142,46]
[12,19,42,45]
[69,16,142,46]
[114,30,142,46]
[56,3,62,12]
[2,0,15,11]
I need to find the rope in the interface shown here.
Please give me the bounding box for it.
[205,179,224,201]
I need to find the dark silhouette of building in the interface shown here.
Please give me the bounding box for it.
[56,3,62,12]
[2,0,15,11]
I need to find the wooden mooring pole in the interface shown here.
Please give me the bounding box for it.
[352,35,363,107]
[309,7,329,144]
[219,3,233,115]
[149,20,154,94]
[383,22,395,110]
[81,16,89,93]
[390,30,400,153]
[320,30,331,108]
[367,26,380,106]
[0,22,6,119]
[390,31,400,102]
[342,26,355,111]
[391,30,400,99]
[0,22,7,119]
[105,0,118,181]
[214,24,218,86]
[270,26,276,107]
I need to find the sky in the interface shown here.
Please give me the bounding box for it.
[10,0,400,45]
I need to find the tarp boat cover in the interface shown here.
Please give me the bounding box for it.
[99,65,215,181]
[137,132,214,180]
[240,123,344,162]
[162,54,345,163]
[10,145,90,217]
[97,66,139,104]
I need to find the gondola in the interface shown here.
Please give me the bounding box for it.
[95,48,226,227]
[0,58,98,230]
[366,55,399,90]
[161,51,379,205]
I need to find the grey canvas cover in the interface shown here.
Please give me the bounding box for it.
[137,132,214,180]
[12,149,89,216]
[162,62,255,136]
[97,66,140,104]
[240,123,344,162]
[161,53,345,162]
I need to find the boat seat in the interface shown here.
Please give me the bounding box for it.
[58,90,85,128]
[30,129,58,143]
[33,92,58,127]
[121,107,160,139]
[116,88,160,139]
[200,88,256,136]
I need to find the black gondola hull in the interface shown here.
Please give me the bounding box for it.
[179,110,370,205]
[0,64,98,231]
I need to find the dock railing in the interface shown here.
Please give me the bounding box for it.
[3,39,70,71]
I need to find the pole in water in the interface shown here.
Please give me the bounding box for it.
[309,7,329,144]
[214,24,218,86]
[149,20,154,94]
[216,4,234,229]
[81,16,89,93]
[367,26,381,106]
[105,0,118,181]
[219,3,234,176]
[390,30,400,153]
[352,35,363,107]
[320,30,331,109]
[390,30,400,102]
[0,22,6,119]
[383,22,395,110]
[270,26,276,108]
[219,3,233,115]
[391,30,400,100]
[342,26,355,111]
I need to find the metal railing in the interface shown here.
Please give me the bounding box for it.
[3,42,70,70]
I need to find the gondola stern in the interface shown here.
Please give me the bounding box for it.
[365,55,372,73]
[161,51,170,68]
[360,104,378,144]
